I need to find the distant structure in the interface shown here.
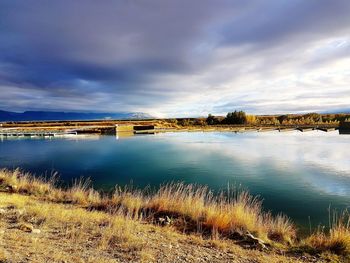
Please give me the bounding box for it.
[114,124,155,139]
[115,124,154,132]
[339,121,350,134]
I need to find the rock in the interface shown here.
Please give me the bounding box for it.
[17,223,33,233]
[0,208,6,215]
[244,231,268,250]
[0,229,4,234]
[6,185,17,192]
[158,216,172,226]
[165,216,172,225]
[32,229,41,234]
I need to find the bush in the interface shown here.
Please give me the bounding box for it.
[224,111,247,124]
[206,114,220,125]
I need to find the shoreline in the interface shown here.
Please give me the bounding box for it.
[0,119,341,137]
[0,169,349,262]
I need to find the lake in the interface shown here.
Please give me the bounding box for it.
[1,130,349,231]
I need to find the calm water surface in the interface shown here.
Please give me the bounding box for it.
[1,131,349,230]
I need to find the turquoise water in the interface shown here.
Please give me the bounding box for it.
[1,131,349,230]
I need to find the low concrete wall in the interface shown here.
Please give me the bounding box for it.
[116,125,134,132]
[116,125,155,132]
[134,125,155,131]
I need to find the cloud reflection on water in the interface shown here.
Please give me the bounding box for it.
[153,131,350,197]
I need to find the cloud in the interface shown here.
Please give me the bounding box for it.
[0,0,349,116]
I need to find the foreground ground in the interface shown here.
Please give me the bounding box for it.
[0,192,323,263]
[0,169,348,262]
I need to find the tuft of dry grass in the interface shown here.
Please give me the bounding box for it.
[0,169,55,196]
[205,190,265,236]
[67,178,101,205]
[306,211,350,255]
[146,183,295,243]
[266,213,296,244]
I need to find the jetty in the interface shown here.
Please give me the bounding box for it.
[258,128,277,132]
[278,128,295,132]
[0,124,156,138]
[317,127,336,132]
[117,124,155,135]
[67,124,156,135]
[297,127,314,132]
[0,131,77,137]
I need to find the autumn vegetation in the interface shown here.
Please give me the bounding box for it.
[168,111,350,127]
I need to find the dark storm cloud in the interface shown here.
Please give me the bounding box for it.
[0,0,230,106]
[0,0,349,115]
[220,0,350,46]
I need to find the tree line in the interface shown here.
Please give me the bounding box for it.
[206,111,349,126]
[207,111,258,125]
[165,112,349,127]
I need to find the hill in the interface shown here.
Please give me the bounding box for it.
[0,110,152,122]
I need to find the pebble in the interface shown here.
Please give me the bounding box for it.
[32,229,41,234]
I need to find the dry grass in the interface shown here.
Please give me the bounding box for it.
[0,249,6,263]
[0,192,318,263]
[306,211,350,256]
[2,167,349,260]
[0,169,296,245]
[0,169,55,196]
[145,183,296,242]
[0,192,149,262]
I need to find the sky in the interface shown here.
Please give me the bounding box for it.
[0,0,350,117]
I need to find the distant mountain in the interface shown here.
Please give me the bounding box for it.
[0,110,153,122]
[321,108,350,114]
